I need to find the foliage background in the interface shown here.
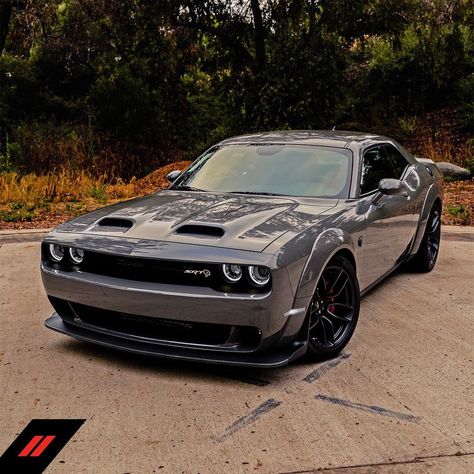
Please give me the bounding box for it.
[0,0,473,225]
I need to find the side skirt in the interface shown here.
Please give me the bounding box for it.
[360,259,406,297]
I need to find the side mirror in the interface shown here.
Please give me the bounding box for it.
[378,178,405,196]
[372,178,406,205]
[166,170,181,183]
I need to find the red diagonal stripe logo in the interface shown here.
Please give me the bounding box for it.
[17,435,56,457]
[1,419,85,471]
[18,436,44,457]
[30,436,56,457]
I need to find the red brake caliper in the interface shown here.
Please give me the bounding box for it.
[327,287,335,313]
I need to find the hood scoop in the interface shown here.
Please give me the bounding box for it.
[92,217,134,233]
[174,224,225,239]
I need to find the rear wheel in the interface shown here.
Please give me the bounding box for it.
[409,205,441,273]
[306,256,360,360]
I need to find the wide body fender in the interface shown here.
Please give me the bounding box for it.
[277,228,358,345]
[410,180,443,256]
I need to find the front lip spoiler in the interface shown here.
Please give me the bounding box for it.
[45,314,307,368]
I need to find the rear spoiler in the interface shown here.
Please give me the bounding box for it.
[415,157,435,165]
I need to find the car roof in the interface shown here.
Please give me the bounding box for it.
[218,130,390,148]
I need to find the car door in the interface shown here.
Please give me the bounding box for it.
[357,144,415,290]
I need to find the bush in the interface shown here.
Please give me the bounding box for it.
[447,204,471,221]
[458,74,474,131]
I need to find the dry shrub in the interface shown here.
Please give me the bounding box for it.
[13,124,162,179]
[0,160,192,212]
[400,108,474,169]
[128,161,192,196]
[1,170,102,205]
[413,136,473,168]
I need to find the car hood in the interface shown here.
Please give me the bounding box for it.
[54,190,337,252]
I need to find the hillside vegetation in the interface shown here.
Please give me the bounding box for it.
[0,1,473,227]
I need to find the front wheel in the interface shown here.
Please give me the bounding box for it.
[306,256,360,360]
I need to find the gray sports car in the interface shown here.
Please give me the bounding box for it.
[41,131,443,367]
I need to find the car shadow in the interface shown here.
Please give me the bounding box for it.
[52,275,410,385]
[55,338,300,387]
[50,260,428,383]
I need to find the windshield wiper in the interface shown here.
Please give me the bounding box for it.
[174,185,206,192]
[228,191,285,196]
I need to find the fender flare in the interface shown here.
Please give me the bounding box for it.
[410,182,442,255]
[278,228,357,343]
[296,228,356,300]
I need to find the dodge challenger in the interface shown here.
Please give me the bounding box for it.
[41,131,443,367]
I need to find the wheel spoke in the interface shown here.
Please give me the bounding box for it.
[309,316,320,331]
[318,319,328,345]
[321,316,335,344]
[331,270,344,290]
[331,302,353,311]
[320,275,328,294]
[328,270,349,298]
[430,215,440,234]
[327,309,352,323]
[333,276,349,297]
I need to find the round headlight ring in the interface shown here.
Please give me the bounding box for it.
[248,266,271,287]
[49,243,65,262]
[69,247,85,264]
[222,264,243,283]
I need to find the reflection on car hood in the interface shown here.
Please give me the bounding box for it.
[54,190,337,252]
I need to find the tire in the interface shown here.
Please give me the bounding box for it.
[306,255,360,360]
[409,205,441,273]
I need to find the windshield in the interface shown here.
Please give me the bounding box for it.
[172,144,352,198]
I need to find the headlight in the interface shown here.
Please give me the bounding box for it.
[49,244,65,262]
[222,264,242,282]
[247,266,271,287]
[69,247,85,264]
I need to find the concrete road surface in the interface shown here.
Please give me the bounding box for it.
[0,231,473,473]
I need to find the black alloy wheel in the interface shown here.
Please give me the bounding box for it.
[307,256,360,359]
[426,208,441,268]
[410,205,441,273]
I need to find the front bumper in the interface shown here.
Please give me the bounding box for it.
[41,239,310,367]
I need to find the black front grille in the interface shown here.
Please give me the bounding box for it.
[71,302,232,345]
[81,251,222,288]
[42,244,271,293]
[50,299,261,349]
[49,249,268,293]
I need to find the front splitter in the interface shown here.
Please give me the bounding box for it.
[45,314,307,368]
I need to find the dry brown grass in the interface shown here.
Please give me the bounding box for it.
[0,161,192,229]
[1,127,473,229]
[442,179,474,226]
[11,124,153,179]
[411,136,473,168]
[1,170,104,205]
[405,137,473,226]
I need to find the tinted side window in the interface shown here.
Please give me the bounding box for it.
[383,145,409,178]
[360,146,399,195]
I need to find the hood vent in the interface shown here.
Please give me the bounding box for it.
[93,217,134,233]
[174,224,224,238]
